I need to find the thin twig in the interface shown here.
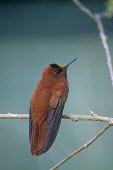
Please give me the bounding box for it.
[95,13,113,86]
[72,0,95,20]
[50,123,110,170]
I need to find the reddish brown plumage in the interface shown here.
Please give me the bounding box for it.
[29,59,77,156]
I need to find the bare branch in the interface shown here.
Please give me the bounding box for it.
[62,113,113,124]
[95,13,113,86]
[0,113,28,119]
[1,113,113,125]
[72,0,95,20]
[0,112,113,169]
[50,123,110,170]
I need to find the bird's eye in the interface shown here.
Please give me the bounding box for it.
[55,69,62,74]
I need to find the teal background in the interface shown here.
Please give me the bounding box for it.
[0,1,113,170]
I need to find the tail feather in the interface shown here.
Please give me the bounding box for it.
[29,103,48,155]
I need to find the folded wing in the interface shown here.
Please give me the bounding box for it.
[29,98,65,156]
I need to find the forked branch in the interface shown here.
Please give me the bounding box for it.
[0,112,113,170]
[72,0,113,86]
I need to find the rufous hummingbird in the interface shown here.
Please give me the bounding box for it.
[29,58,77,156]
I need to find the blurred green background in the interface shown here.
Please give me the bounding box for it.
[0,0,113,170]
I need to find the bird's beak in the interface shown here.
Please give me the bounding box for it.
[60,58,78,70]
[66,58,78,68]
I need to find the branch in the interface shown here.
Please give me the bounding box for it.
[0,112,113,170]
[95,13,113,86]
[0,113,28,119]
[1,112,113,125]
[72,0,113,87]
[62,111,113,123]
[50,123,111,170]
[72,0,95,20]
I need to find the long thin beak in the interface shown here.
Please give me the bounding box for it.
[66,58,78,68]
[60,58,78,70]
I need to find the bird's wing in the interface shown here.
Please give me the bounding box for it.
[43,98,65,153]
[29,94,66,156]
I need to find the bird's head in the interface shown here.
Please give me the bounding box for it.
[42,58,77,81]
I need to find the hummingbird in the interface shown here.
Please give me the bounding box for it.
[29,58,77,156]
